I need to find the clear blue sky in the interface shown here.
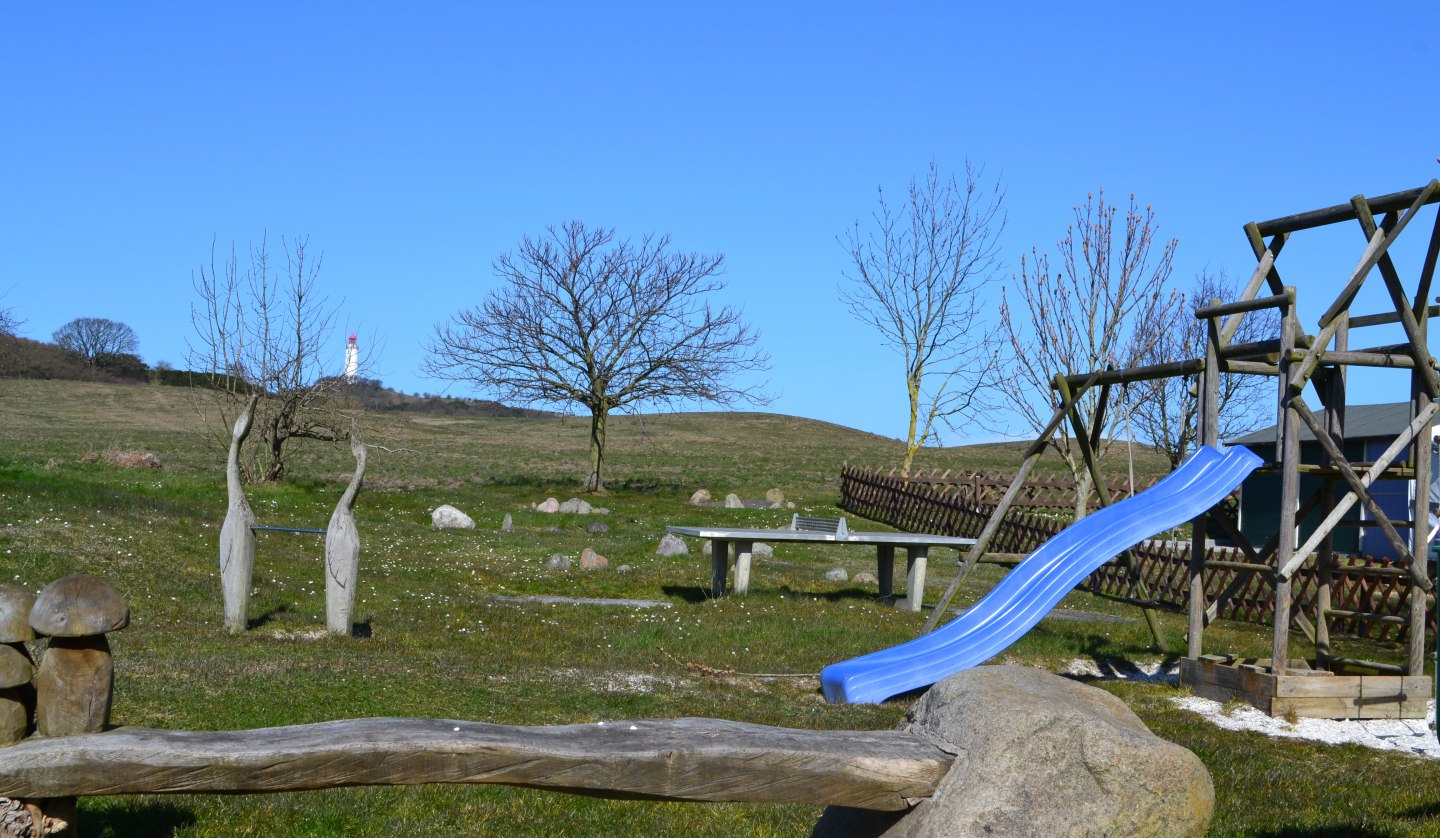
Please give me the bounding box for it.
[3,3,1438,444]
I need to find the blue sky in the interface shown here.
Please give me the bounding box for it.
[3,3,1438,444]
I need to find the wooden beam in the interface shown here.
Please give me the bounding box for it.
[1348,305,1440,329]
[1318,184,1438,329]
[1058,358,1204,390]
[0,717,952,810]
[1351,199,1440,397]
[1195,294,1292,320]
[1252,181,1440,237]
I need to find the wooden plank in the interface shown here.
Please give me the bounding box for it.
[1252,181,1440,237]
[0,717,953,810]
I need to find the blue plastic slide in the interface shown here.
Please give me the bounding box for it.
[820,445,1263,704]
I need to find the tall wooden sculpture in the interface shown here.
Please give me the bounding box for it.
[219,395,260,633]
[325,427,366,635]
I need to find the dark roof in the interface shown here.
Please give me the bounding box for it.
[1229,401,1438,446]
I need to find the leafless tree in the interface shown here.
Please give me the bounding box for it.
[1130,268,1278,470]
[425,221,770,491]
[840,161,1005,475]
[188,233,359,482]
[998,191,1180,517]
[0,303,19,336]
[52,317,139,363]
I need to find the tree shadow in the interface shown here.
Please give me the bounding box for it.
[79,800,197,836]
[246,603,292,630]
[1251,828,1398,838]
[351,620,373,639]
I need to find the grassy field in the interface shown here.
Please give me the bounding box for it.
[3,379,1440,836]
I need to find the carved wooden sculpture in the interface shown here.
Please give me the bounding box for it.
[325,428,366,636]
[219,396,259,633]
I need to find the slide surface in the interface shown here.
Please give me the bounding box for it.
[820,445,1263,704]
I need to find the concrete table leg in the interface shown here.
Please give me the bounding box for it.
[905,546,930,612]
[733,540,754,595]
[711,539,731,597]
[876,545,895,599]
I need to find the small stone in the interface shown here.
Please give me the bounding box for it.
[579,547,608,571]
[852,572,879,586]
[431,505,475,530]
[0,585,36,643]
[543,526,560,533]
[593,508,610,515]
[558,498,594,515]
[825,568,850,583]
[656,534,690,557]
[786,502,795,509]
[616,564,632,573]
[585,521,610,534]
[29,575,129,637]
[765,488,785,504]
[689,489,711,505]
[536,498,561,514]
[501,513,514,533]
[544,554,572,570]
[723,493,743,509]
[751,542,774,560]
[767,502,783,509]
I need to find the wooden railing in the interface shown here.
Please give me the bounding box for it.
[840,465,1435,639]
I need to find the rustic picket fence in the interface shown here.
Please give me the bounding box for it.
[840,465,1434,640]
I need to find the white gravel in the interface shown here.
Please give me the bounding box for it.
[1063,658,1440,759]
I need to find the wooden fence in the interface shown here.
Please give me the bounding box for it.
[841,465,1433,641]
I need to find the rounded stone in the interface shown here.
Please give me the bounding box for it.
[0,643,34,688]
[29,575,130,637]
[0,585,36,643]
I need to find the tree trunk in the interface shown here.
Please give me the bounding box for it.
[1072,466,1092,521]
[584,407,607,492]
[902,374,921,476]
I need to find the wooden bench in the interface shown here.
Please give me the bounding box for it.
[791,515,848,536]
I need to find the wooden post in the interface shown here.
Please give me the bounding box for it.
[1189,301,1222,659]
[325,427,366,636]
[220,394,260,633]
[1273,288,1300,675]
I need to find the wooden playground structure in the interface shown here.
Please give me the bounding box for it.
[929,181,1440,719]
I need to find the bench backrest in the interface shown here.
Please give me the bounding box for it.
[792,515,848,537]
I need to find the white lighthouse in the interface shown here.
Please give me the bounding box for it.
[344,333,358,383]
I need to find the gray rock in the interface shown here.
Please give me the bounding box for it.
[544,554,572,570]
[852,572,879,586]
[29,575,129,637]
[593,507,610,515]
[811,665,1214,837]
[689,489,711,505]
[579,547,608,571]
[585,521,610,534]
[767,502,784,509]
[723,493,744,509]
[765,488,786,504]
[655,534,690,557]
[0,585,36,643]
[431,504,475,530]
[558,498,594,515]
[751,542,774,560]
[501,513,514,533]
[824,568,849,583]
[616,564,632,573]
[535,498,560,514]
[786,501,796,509]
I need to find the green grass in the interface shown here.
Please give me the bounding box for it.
[2,378,1439,836]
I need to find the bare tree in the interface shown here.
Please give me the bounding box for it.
[0,303,19,336]
[52,317,139,364]
[425,221,770,491]
[840,161,1005,474]
[1131,268,1278,470]
[998,191,1180,517]
[188,233,356,482]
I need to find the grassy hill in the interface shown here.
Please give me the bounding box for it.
[1,380,1434,836]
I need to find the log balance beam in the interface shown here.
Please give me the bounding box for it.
[0,717,950,810]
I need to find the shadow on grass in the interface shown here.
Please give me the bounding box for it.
[352,620,373,639]
[246,603,292,630]
[79,800,196,837]
[1400,799,1440,819]
[772,585,889,604]
[661,585,709,604]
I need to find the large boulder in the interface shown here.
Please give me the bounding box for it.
[812,665,1213,837]
[765,488,786,505]
[689,489,711,505]
[656,534,690,557]
[431,505,475,530]
[558,498,594,515]
[723,493,744,509]
[535,498,561,514]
